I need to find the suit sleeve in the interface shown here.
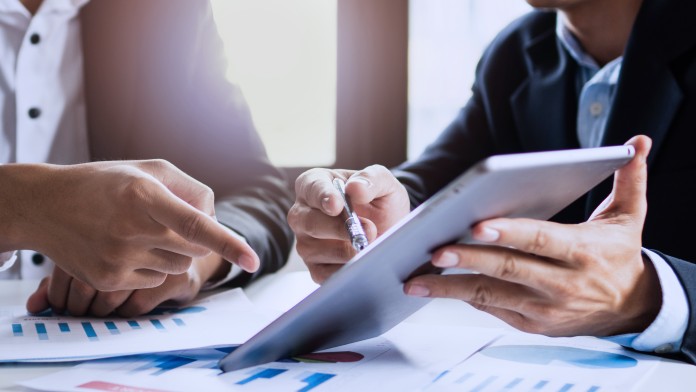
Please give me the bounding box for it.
[652,250,696,363]
[167,1,294,285]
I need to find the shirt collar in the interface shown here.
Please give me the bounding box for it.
[555,13,600,72]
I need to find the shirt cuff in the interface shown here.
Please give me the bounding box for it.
[604,248,689,353]
[200,225,246,291]
[0,251,17,272]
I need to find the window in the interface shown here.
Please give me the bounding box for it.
[408,0,532,159]
[210,0,337,167]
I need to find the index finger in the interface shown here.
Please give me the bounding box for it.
[295,169,345,216]
[148,185,260,273]
[471,218,580,262]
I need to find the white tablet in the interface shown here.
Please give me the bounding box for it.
[220,145,635,372]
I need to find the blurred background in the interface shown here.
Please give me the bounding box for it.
[210,0,531,176]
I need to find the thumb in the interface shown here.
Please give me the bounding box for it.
[345,165,402,206]
[606,135,652,218]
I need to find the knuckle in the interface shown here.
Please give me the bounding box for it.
[199,185,215,204]
[121,177,152,204]
[332,242,354,262]
[146,158,172,172]
[496,253,519,280]
[529,228,549,254]
[294,170,315,195]
[471,283,493,306]
[180,213,206,242]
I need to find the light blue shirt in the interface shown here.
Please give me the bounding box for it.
[556,15,689,354]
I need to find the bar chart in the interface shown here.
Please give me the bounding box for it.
[7,317,189,343]
[0,289,267,362]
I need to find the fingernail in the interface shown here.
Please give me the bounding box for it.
[474,226,500,242]
[239,255,258,272]
[433,251,459,268]
[348,177,372,188]
[321,197,332,211]
[406,284,430,297]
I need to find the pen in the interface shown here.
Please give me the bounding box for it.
[333,178,369,252]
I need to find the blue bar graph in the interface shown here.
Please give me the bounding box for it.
[12,324,22,337]
[133,355,198,376]
[105,322,120,335]
[503,378,523,390]
[455,372,473,384]
[82,322,98,341]
[59,323,70,333]
[299,372,335,392]
[128,320,141,329]
[237,368,287,385]
[35,323,48,341]
[534,380,549,390]
[173,318,185,327]
[472,376,497,392]
[150,319,165,331]
[559,384,574,392]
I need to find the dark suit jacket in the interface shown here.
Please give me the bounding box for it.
[394,0,696,362]
[79,1,293,285]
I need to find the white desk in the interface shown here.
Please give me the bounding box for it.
[1,268,695,391]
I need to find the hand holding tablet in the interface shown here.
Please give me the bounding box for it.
[222,142,639,372]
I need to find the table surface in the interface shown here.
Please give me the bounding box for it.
[1,258,695,391]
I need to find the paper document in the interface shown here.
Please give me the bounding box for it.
[425,333,661,392]
[20,324,503,391]
[0,289,271,362]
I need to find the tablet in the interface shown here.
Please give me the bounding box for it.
[220,145,635,372]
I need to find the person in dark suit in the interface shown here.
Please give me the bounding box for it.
[0,0,293,316]
[288,0,696,362]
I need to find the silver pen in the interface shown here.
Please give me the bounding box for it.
[332,178,369,252]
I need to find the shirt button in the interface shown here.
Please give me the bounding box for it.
[29,33,40,45]
[654,343,674,354]
[31,253,45,266]
[28,107,41,119]
[589,102,603,117]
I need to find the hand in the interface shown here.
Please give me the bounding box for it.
[287,165,410,283]
[26,252,230,317]
[404,136,662,337]
[1,160,258,291]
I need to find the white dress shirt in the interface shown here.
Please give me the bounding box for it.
[0,0,243,287]
[556,15,689,354]
[0,0,91,279]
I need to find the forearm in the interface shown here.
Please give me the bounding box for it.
[0,163,54,252]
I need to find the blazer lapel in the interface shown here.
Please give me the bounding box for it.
[586,0,696,213]
[510,17,580,153]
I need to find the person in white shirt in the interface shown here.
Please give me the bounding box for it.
[0,0,293,317]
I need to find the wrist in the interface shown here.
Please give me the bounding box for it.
[0,164,56,251]
[619,253,662,334]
